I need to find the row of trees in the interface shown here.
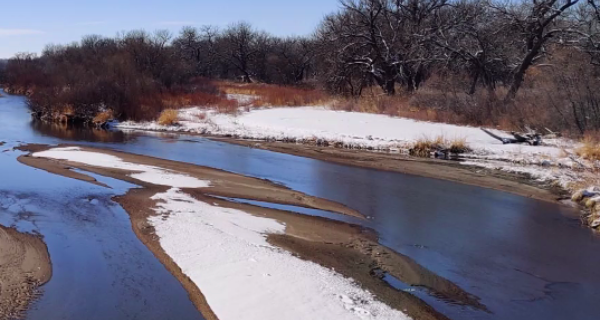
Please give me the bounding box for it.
[318,0,600,98]
[1,0,600,131]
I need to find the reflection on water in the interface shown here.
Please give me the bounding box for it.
[0,91,204,320]
[3,90,600,320]
[29,120,132,143]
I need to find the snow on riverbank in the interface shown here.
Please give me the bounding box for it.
[117,106,564,156]
[32,147,210,188]
[116,106,600,225]
[150,188,409,320]
[31,146,409,317]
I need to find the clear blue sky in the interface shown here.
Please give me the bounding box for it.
[0,0,341,58]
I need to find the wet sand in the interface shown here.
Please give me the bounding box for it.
[16,144,487,320]
[0,226,52,319]
[219,139,565,203]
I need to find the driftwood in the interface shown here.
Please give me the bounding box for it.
[481,128,544,145]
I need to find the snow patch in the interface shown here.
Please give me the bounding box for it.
[150,188,409,320]
[32,147,210,188]
[116,106,564,157]
[115,105,599,224]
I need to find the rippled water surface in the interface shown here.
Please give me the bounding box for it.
[2,90,599,320]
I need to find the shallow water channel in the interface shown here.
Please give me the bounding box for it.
[2,90,600,320]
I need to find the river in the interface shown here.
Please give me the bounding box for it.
[1,90,599,320]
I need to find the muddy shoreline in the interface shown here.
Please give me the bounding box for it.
[15,144,490,320]
[0,226,52,319]
[216,138,566,203]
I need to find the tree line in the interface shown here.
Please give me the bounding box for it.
[1,0,599,133]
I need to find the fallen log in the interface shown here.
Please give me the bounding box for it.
[481,128,542,145]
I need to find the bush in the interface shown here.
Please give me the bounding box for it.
[410,135,471,157]
[158,109,179,125]
[576,136,600,161]
[92,110,114,124]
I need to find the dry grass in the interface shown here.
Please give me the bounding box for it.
[216,81,328,107]
[161,91,238,110]
[410,135,471,157]
[61,104,75,116]
[575,135,600,161]
[92,110,114,124]
[331,93,467,125]
[448,137,471,154]
[157,109,179,126]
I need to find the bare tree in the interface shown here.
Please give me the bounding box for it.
[491,0,580,99]
[318,0,447,95]
[218,22,262,83]
[433,0,513,94]
[576,0,600,65]
[272,37,316,84]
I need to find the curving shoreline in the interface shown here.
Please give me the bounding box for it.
[217,138,566,203]
[15,144,489,320]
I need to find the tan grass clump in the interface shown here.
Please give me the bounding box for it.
[216,81,328,107]
[448,137,471,154]
[158,109,179,126]
[92,110,114,124]
[410,135,471,157]
[575,136,600,161]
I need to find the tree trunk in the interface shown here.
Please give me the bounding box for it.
[505,39,543,101]
[385,79,396,95]
[242,73,252,83]
[468,72,479,95]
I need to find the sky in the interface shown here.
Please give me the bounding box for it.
[0,0,341,58]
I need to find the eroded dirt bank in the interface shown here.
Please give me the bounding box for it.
[219,138,564,203]
[16,144,487,320]
[0,226,52,319]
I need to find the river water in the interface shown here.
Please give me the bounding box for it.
[1,90,599,320]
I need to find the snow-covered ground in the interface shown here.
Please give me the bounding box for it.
[115,105,600,226]
[151,188,408,320]
[119,106,564,155]
[33,147,210,188]
[32,147,410,319]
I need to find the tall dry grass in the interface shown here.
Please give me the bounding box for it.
[409,134,471,157]
[158,109,179,126]
[576,135,600,161]
[216,81,328,106]
[92,110,114,124]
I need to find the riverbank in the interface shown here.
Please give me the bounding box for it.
[219,138,564,203]
[0,226,52,319]
[16,144,486,320]
[115,105,599,227]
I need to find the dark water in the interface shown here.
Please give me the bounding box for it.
[2,91,600,320]
[0,93,204,320]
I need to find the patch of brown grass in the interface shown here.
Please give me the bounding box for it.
[216,81,328,107]
[92,110,114,124]
[410,135,471,157]
[448,137,471,154]
[576,135,600,161]
[161,91,237,110]
[157,109,179,126]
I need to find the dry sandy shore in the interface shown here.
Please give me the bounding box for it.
[15,144,489,320]
[219,138,565,203]
[0,226,52,319]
